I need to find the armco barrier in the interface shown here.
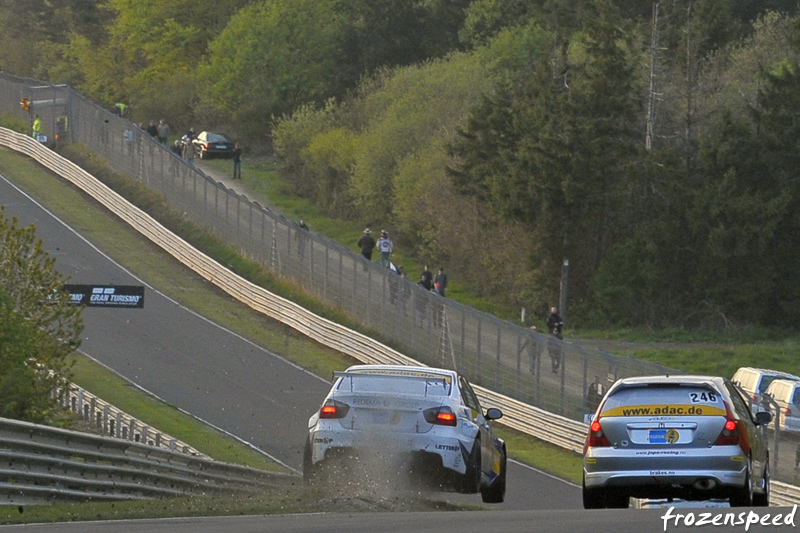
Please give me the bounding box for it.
[0,417,291,505]
[55,381,205,457]
[1,127,798,506]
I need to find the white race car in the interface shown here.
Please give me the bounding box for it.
[304,364,507,503]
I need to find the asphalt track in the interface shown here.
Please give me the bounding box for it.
[0,169,581,512]
[6,508,800,533]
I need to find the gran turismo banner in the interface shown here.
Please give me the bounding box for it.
[63,284,144,308]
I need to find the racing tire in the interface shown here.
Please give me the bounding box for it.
[582,474,605,509]
[480,445,507,504]
[730,459,754,507]
[752,459,770,507]
[604,490,630,509]
[302,438,318,484]
[458,438,481,494]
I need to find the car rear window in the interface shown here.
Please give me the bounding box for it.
[759,375,780,393]
[791,387,800,405]
[335,375,451,396]
[206,133,229,142]
[600,385,727,417]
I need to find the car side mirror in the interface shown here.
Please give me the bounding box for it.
[755,411,772,426]
[485,407,503,421]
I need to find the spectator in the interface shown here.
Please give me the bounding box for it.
[520,326,542,374]
[377,230,393,268]
[181,128,195,166]
[157,119,170,145]
[296,219,309,261]
[434,267,448,297]
[419,265,433,291]
[32,114,42,139]
[546,306,564,374]
[586,375,606,415]
[232,144,242,179]
[146,121,158,138]
[357,228,376,268]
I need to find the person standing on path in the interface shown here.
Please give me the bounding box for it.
[546,306,564,374]
[296,218,309,261]
[232,144,242,179]
[419,265,433,291]
[157,119,169,145]
[357,228,376,267]
[377,230,393,268]
[146,121,158,138]
[585,375,606,415]
[520,326,542,374]
[434,267,448,297]
[181,128,195,166]
[32,115,42,139]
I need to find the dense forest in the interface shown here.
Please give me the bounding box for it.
[2,0,800,329]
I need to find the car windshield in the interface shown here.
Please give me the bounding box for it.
[206,133,229,142]
[600,385,726,417]
[759,376,782,393]
[335,375,451,396]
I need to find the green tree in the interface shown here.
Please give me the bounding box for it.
[334,0,470,81]
[0,209,83,423]
[450,3,644,306]
[198,0,345,138]
[0,0,110,79]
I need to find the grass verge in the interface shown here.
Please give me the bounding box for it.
[0,485,467,525]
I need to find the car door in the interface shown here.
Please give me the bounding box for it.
[726,381,767,486]
[459,377,493,477]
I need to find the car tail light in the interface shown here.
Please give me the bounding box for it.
[319,400,349,419]
[786,408,792,415]
[585,419,611,449]
[423,406,458,426]
[714,418,741,446]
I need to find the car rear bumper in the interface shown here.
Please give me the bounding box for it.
[309,429,471,475]
[584,446,747,495]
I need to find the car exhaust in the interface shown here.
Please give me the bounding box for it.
[693,479,716,490]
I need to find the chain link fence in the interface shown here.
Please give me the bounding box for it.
[9,74,798,484]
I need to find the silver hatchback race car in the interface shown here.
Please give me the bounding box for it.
[583,375,772,509]
[304,364,507,503]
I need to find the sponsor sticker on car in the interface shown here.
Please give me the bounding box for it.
[601,404,727,417]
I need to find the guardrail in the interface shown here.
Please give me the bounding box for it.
[0,417,292,505]
[1,127,798,506]
[55,381,206,457]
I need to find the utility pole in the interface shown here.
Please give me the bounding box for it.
[559,258,569,323]
[646,0,661,152]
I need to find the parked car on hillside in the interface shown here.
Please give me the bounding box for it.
[765,378,800,434]
[732,367,800,413]
[304,364,507,503]
[192,131,236,159]
[583,374,772,509]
